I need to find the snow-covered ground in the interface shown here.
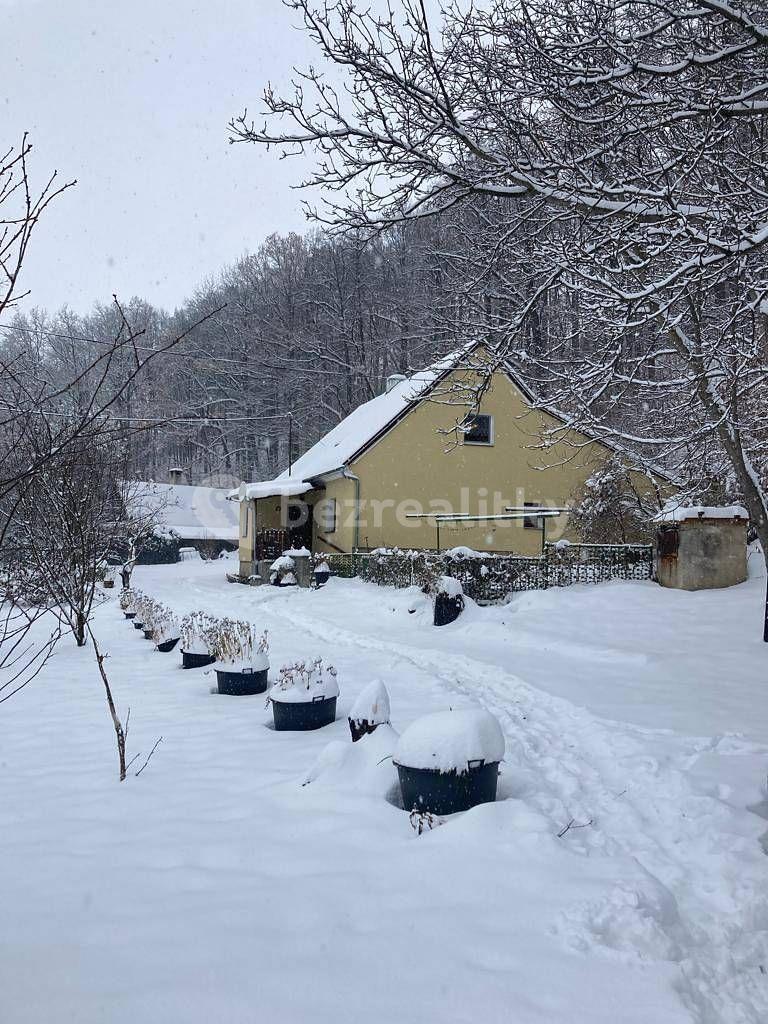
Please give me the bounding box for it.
[2,558,767,1023]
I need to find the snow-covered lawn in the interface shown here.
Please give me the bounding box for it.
[2,559,767,1023]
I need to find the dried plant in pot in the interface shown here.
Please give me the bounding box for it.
[269,658,339,731]
[120,587,139,619]
[211,621,269,695]
[180,611,218,669]
[348,680,391,741]
[393,709,504,816]
[137,597,161,640]
[151,605,181,653]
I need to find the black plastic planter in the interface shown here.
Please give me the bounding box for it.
[156,636,180,653]
[181,650,215,670]
[124,611,137,620]
[394,760,499,815]
[133,621,145,631]
[216,667,269,696]
[142,628,155,640]
[434,592,464,627]
[272,695,337,731]
[313,570,330,588]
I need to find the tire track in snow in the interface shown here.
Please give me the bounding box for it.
[260,597,768,1024]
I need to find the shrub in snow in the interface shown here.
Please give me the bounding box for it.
[269,658,339,731]
[270,554,296,586]
[393,708,505,815]
[433,576,464,627]
[348,680,391,742]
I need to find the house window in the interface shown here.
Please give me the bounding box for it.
[524,502,542,529]
[241,505,250,538]
[462,413,494,445]
[317,498,337,535]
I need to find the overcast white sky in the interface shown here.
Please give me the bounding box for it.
[1,0,320,315]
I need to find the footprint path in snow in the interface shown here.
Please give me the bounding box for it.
[259,597,768,1024]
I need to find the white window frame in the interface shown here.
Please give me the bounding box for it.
[463,413,494,446]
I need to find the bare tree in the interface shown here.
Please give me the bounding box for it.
[231,0,768,636]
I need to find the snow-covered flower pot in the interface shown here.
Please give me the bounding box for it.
[313,559,331,588]
[348,680,391,742]
[433,576,464,627]
[180,612,218,670]
[393,709,504,815]
[269,658,339,731]
[211,621,270,695]
[133,620,145,631]
[142,627,155,640]
[120,588,139,619]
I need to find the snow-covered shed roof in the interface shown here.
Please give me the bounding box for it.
[653,504,749,523]
[128,482,240,541]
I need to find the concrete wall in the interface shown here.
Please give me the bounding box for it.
[657,518,747,591]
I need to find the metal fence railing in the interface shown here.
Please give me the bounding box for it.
[325,543,653,604]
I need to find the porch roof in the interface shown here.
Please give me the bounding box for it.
[235,478,314,501]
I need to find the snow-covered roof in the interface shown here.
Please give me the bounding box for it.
[653,504,749,523]
[234,348,471,499]
[128,482,240,541]
[238,479,313,501]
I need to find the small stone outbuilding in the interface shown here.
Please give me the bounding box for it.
[654,505,748,591]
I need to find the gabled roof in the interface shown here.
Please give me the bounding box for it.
[274,346,476,483]
[237,341,673,498]
[129,482,240,541]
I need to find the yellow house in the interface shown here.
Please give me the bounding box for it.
[234,344,662,574]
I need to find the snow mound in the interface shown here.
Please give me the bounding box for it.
[394,709,505,771]
[349,680,391,726]
[303,723,400,795]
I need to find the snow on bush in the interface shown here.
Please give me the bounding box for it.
[270,555,295,573]
[436,575,463,598]
[349,680,391,727]
[151,606,180,644]
[211,619,269,672]
[119,587,140,611]
[270,658,339,704]
[394,709,505,773]
[270,553,297,585]
[303,722,400,794]
[180,611,219,655]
